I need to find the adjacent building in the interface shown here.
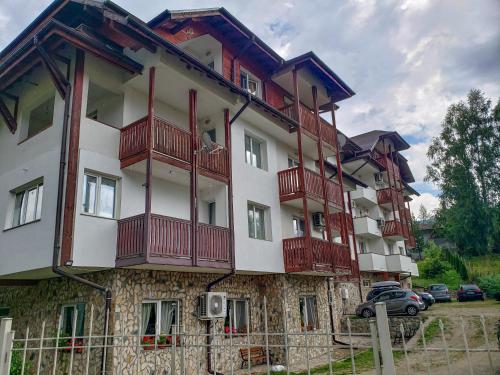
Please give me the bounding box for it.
[0,1,418,373]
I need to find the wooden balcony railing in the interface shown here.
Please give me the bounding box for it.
[330,212,353,234]
[320,118,337,149]
[117,214,230,267]
[382,219,405,238]
[283,236,353,273]
[325,178,343,208]
[119,116,229,178]
[376,187,404,207]
[278,166,323,202]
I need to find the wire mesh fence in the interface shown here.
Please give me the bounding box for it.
[0,302,499,375]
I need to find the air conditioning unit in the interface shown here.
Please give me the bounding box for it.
[198,292,227,320]
[312,212,325,228]
[377,219,386,228]
[374,172,384,184]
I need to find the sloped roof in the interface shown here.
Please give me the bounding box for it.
[350,130,410,152]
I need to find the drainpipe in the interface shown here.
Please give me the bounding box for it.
[41,45,112,374]
[327,277,349,345]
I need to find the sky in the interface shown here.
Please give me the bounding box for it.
[1,0,499,216]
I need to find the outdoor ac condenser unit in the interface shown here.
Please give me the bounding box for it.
[377,219,386,228]
[312,212,325,228]
[198,292,227,320]
[374,172,384,184]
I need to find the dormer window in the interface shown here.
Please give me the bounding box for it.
[240,69,260,97]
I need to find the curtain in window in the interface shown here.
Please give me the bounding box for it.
[235,301,246,332]
[306,298,318,329]
[99,177,116,218]
[75,304,85,336]
[141,303,154,336]
[160,301,176,335]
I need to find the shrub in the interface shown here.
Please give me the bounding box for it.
[441,269,462,290]
[419,242,451,278]
[10,343,33,375]
[477,274,500,300]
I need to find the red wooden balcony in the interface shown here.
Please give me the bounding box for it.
[279,103,338,151]
[330,212,353,234]
[283,237,351,274]
[116,213,230,269]
[119,116,229,181]
[381,219,406,240]
[277,167,343,209]
[376,187,404,207]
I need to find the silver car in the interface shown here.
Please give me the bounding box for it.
[356,289,425,318]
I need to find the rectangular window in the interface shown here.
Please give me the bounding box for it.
[208,201,216,225]
[288,157,300,169]
[59,304,85,337]
[293,216,305,237]
[359,241,367,254]
[362,279,371,287]
[141,300,181,346]
[248,203,266,240]
[27,95,55,138]
[0,307,10,318]
[82,173,117,219]
[12,181,43,227]
[299,296,319,331]
[245,134,263,169]
[240,70,259,96]
[224,299,249,335]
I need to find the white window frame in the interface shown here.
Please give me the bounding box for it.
[240,68,260,97]
[82,172,118,219]
[248,202,267,240]
[288,156,300,169]
[293,216,305,237]
[141,300,181,337]
[299,296,319,332]
[10,179,43,228]
[245,134,264,169]
[225,299,249,336]
[362,279,371,287]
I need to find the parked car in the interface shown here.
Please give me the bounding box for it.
[356,289,425,318]
[457,284,485,302]
[426,284,452,302]
[366,281,401,301]
[414,291,435,310]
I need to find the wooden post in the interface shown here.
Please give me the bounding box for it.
[224,109,235,268]
[144,66,155,262]
[190,89,199,266]
[383,140,397,224]
[293,68,312,268]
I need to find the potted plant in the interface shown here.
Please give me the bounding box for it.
[157,335,168,349]
[141,335,155,350]
[58,334,84,353]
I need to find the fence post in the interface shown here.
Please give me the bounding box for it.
[0,318,14,375]
[369,319,382,375]
[374,303,395,375]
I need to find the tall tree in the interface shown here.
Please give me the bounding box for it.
[426,90,500,255]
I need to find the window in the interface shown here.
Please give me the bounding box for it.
[141,300,181,341]
[26,95,55,138]
[293,217,305,237]
[288,157,300,169]
[299,296,319,331]
[358,240,367,254]
[59,304,85,337]
[399,246,405,255]
[224,299,249,335]
[248,203,266,240]
[86,82,124,127]
[240,70,259,96]
[12,180,43,227]
[208,201,216,225]
[376,292,392,302]
[82,173,117,219]
[0,307,10,318]
[362,279,371,288]
[245,134,263,169]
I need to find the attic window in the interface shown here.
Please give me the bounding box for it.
[86,81,124,128]
[26,95,55,139]
[240,69,260,97]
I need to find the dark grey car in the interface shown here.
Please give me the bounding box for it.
[426,284,452,302]
[356,289,425,318]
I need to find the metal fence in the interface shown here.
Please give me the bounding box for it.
[0,302,498,375]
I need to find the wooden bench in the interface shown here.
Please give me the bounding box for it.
[239,347,272,369]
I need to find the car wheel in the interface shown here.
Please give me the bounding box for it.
[422,302,429,311]
[458,298,462,302]
[406,306,418,316]
[361,308,374,318]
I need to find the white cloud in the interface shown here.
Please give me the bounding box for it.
[409,193,440,216]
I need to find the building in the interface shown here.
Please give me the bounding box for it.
[0,1,418,373]
[340,130,419,296]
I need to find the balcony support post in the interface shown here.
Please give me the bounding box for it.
[312,86,332,245]
[383,140,397,220]
[293,68,313,268]
[144,66,155,261]
[224,108,235,269]
[190,89,199,266]
[329,99,350,264]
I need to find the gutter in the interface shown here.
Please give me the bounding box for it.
[327,277,349,346]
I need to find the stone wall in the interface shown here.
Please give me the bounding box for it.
[0,270,361,374]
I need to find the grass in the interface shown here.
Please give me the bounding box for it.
[418,317,449,345]
[269,349,404,375]
[438,299,500,309]
[467,254,500,276]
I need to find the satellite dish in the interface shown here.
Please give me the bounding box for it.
[337,133,347,148]
[201,131,213,149]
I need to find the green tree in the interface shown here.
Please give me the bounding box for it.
[426,90,500,255]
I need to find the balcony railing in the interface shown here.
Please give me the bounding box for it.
[283,236,352,273]
[376,187,404,207]
[382,219,405,239]
[279,103,338,151]
[117,213,230,267]
[278,166,323,201]
[119,116,229,178]
[330,212,353,234]
[325,178,343,209]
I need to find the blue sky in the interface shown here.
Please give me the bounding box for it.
[1,0,499,215]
